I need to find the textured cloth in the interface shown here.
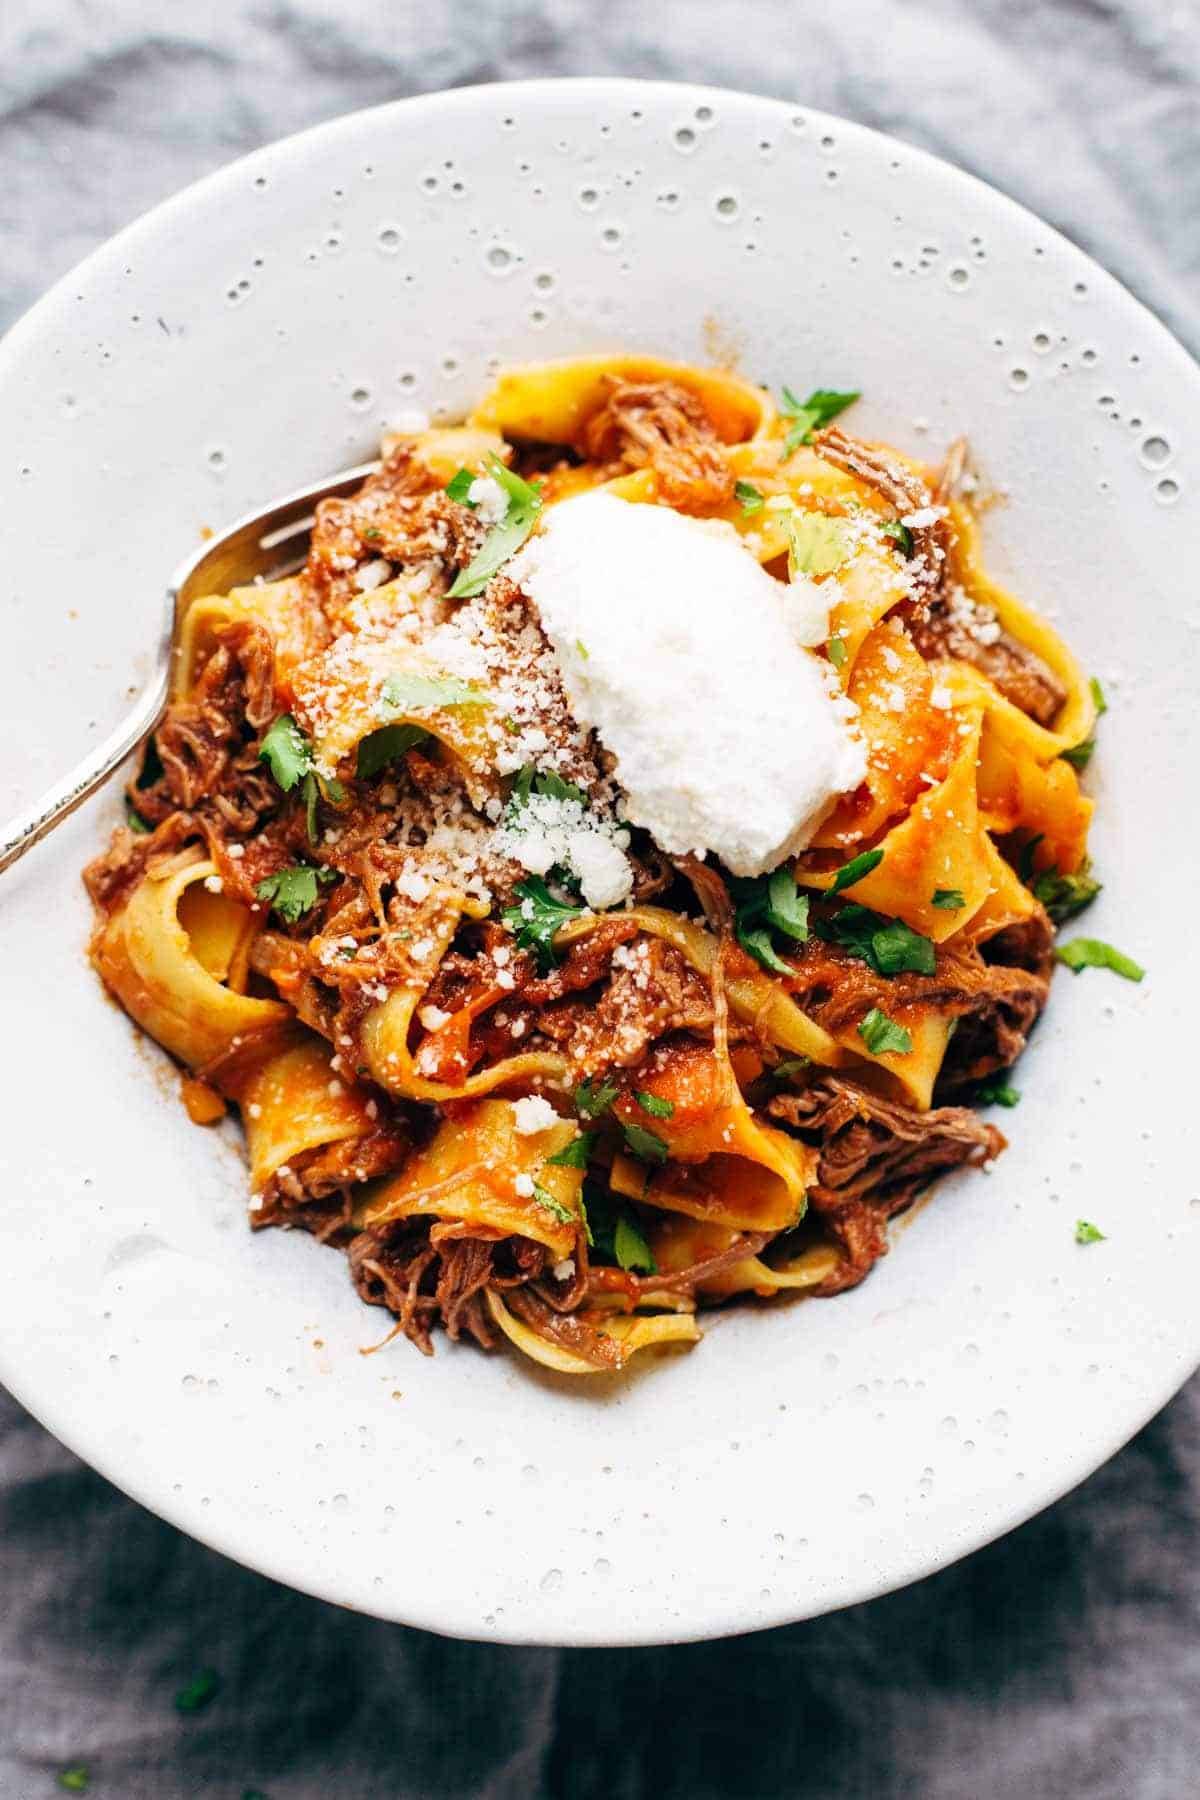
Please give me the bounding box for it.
[3,3,1199,1795]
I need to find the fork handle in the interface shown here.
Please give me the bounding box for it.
[0,666,170,875]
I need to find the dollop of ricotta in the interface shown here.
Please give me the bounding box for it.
[508,492,865,876]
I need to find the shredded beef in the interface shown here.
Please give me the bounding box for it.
[911,601,1066,725]
[348,1220,546,1355]
[769,1074,1004,1293]
[580,376,735,511]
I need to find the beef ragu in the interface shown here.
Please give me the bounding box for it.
[83,355,1112,1379]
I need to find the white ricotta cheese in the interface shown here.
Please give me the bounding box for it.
[509,492,866,876]
[512,1095,559,1135]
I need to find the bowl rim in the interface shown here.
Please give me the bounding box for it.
[3,75,1198,1645]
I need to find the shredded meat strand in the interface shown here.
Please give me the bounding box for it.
[580,376,735,511]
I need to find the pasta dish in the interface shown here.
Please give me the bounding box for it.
[83,355,1117,1377]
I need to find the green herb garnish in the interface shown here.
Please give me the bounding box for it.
[613,1213,657,1274]
[735,479,764,515]
[635,1091,675,1120]
[976,1079,1020,1107]
[545,1132,597,1169]
[828,848,884,894]
[175,1669,221,1714]
[258,714,312,792]
[125,798,151,834]
[575,1077,618,1119]
[356,722,430,779]
[1075,1219,1106,1245]
[868,917,937,976]
[882,517,914,555]
[447,456,543,598]
[780,386,860,458]
[1090,675,1107,716]
[531,1182,579,1226]
[583,1186,658,1272]
[1017,833,1045,885]
[381,672,489,711]
[932,888,965,910]
[621,1121,669,1166]
[732,867,809,975]
[1032,862,1102,924]
[502,876,584,972]
[827,635,847,671]
[771,1057,811,1082]
[856,1008,912,1056]
[445,466,476,504]
[255,864,335,925]
[58,1771,89,1793]
[1055,938,1144,982]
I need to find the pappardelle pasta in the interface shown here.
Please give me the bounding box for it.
[85,354,1111,1378]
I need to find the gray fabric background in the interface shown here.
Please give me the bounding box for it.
[3,3,1199,1795]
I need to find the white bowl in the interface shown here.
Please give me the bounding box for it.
[2,79,1197,1646]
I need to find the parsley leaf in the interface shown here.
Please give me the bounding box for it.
[1075,1219,1106,1245]
[621,1121,669,1165]
[882,517,914,555]
[1090,675,1108,717]
[1032,863,1102,923]
[545,1132,597,1169]
[502,876,583,972]
[786,511,850,578]
[507,764,587,816]
[732,868,809,974]
[771,1057,811,1082]
[531,1181,578,1226]
[932,888,965,910]
[1059,737,1095,770]
[1017,833,1045,886]
[735,479,764,515]
[356,722,430,779]
[259,714,312,792]
[827,635,847,671]
[302,771,320,843]
[381,672,489,711]
[635,1090,675,1120]
[828,848,884,894]
[575,1077,618,1118]
[1055,938,1145,982]
[613,1213,657,1274]
[447,456,543,599]
[255,864,335,925]
[445,466,476,504]
[868,917,937,976]
[58,1771,89,1794]
[976,1078,1020,1107]
[125,797,151,834]
[780,386,859,458]
[175,1669,221,1714]
[857,1008,912,1056]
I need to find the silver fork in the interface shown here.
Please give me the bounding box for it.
[0,460,379,875]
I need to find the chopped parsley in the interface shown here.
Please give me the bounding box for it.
[1055,938,1144,982]
[356,721,430,779]
[447,456,543,598]
[508,764,586,812]
[125,797,151,834]
[732,867,810,975]
[882,517,914,555]
[575,1076,618,1118]
[814,901,936,977]
[827,635,847,671]
[1032,862,1102,923]
[502,876,583,972]
[1059,737,1095,770]
[1090,675,1108,716]
[635,1090,675,1120]
[254,864,335,924]
[975,1078,1020,1107]
[735,478,765,515]
[1075,1219,1106,1245]
[771,1057,811,1082]
[545,1132,597,1170]
[531,1181,579,1226]
[857,1007,912,1056]
[932,888,965,910]
[381,672,489,711]
[174,1668,221,1714]
[445,466,476,504]
[258,714,312,792]
[786,511,850,578]
[1017,833,1045,885]
[828,848,884,894]
[780,386,860,459]
[58,1771,89,1794]
[621,1120,669,1166]
[584,1186,658,1273]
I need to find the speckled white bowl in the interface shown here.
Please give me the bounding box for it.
[2,79,1198,1646]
